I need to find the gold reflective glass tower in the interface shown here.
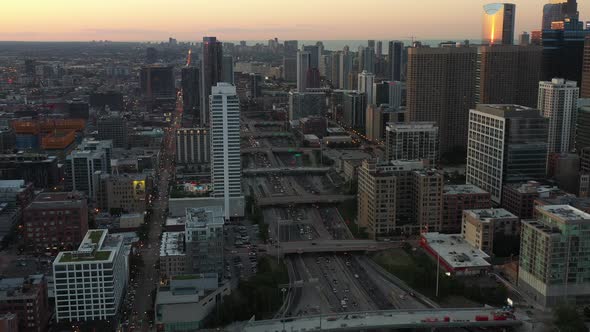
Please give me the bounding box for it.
[482,3,516,45]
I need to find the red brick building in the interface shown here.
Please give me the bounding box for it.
[0,275,49,332]
[501,181,562,219]
[442,184,491,233]
[23,191,88,252]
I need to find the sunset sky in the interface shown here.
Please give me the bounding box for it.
[1,0,587,42]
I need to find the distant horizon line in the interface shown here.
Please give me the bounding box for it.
[0,38,483,44]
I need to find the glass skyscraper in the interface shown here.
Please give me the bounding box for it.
[482,3,516,45]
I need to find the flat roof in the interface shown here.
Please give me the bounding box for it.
[536,205,590,222]
[166,216,186,226]
[186,206,224,228]
[422,232,491,270]
[160,232,185,256]
[464,208,517,222]
[55,229,122,264]
[443,184,488,195]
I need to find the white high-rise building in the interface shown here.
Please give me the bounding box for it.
[210,83,241,220]
[385,122,439,166]
[538,78,579,153]
[296,51,310,92]
[358,70,375,107]
[53,229,128,322]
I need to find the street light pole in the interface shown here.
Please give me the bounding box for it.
[435,252,440,298]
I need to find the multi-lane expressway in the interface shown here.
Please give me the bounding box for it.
[256,194,355,207]
[243,308,525,332]
[270,240,400,255]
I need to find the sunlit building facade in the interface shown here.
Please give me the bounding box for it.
[482,3,516,45]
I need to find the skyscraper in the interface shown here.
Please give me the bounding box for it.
[357,71,375,108]
[303,45,320,70]
[542,0,579,31]
[221,55,234,84]
[342,91,366,129]
[97,113,128,148]
[388,41,404,81]
[339,51,353,89]
[361,47,376,73]
[181,66,200,114]
[330,52,341,88]
[283,57,297,82]
[176,128,210,165]
[482,3,516,45]
[406,45,477,154]
[542,22,590,84]
[466,104,548,203]
[210,83,241,220]
[200,37,223,125]
[284,40,298,55]
[538,79,579,154]
[519,31,530,45]
[476,45,543,108]
[296,51,311,92]
[582,36,590,98]
[140,65,175,104]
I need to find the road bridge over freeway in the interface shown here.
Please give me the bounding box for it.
[242,308,528,332]
[243,167,331,176]
[256,194,354,207]
[270,240,400,255]
[241,147,321,154]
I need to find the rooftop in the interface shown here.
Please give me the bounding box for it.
[160,231,185,256]
[422,232,491,270]
[443,184,488,195]
[536,205,590,222]
[504,181,561,196]
[474,104,542,118]
[185,207,224,229]
[55,229,122,264]
[27,191,86,210]
[464,208,517,222]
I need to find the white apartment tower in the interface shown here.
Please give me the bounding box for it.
[210,83,241,220]
[385,122,439,166]
[53,229,128,322]
[538,78,579,154]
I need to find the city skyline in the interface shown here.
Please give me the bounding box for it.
[2,0,589,42]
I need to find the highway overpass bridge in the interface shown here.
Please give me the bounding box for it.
[269,240,400,255]
[256,194,354,207]
[243,167,331,176]
[241,147,321,154]
[242,308,528,332]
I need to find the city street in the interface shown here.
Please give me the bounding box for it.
[127,93,181,332]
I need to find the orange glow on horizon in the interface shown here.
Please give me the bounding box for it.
[0,0,588,41]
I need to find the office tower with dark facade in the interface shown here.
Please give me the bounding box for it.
[200,37,223,125]
[519,32,530,45]
[289,91,326,120]
[283,57,297,82]
[578,106,590,151]
[482,3,516,45]
[249,73,263,98]
[542,0,579,31]
[303,45,320,70]
[221,55,234,84]
[542,20,590,85]
[296,51,311,92]
[146,47,158,64]
[406,45,477,154]
[0,154,58,188]
[388,41,404,81]
[342,92,366,129]
[181,66,200,115]
[97,113,128,148]
[582,36,590,98]
[361,47,375,73]
[339,51,353,89]
[477,45,543,108]
[140,65,175,105]
[284,40,298,55]
[466,104,548,203]
[330,52,341,88]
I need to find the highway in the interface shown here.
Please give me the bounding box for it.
[243,167,331,176]
[257,194,355,207]
[243,308,522,332]
[273,240,400,255]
